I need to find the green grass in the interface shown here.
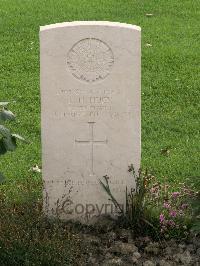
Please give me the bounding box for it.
[0,0,199,191]
[0,0,199,264]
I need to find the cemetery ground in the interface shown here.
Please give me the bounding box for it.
[0,0,199,265]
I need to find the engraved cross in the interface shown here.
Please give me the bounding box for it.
[75,122,108,176]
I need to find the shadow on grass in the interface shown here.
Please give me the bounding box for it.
[0,196,85,266]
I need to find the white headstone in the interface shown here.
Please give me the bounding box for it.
[40,21,141,223]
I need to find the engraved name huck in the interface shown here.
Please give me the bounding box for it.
[40,21,141,223]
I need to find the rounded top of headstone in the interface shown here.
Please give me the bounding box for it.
[40,21,141,32]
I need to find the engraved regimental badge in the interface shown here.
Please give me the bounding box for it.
[67,38,114,83]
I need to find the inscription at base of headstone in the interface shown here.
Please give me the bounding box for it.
[40,21,141,223]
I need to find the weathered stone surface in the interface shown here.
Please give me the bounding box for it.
[145,242,160,255]
[117,228,133,243]
[143,260,156,266]
[102,257,124,266]
[159,260,173,266]
[173,250,192,265]
[40,21,141,222]
[196,247,200,256]
[133,251,141,259]
[109,241,138,255]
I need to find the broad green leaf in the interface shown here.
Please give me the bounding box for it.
[0,109,15,121]
[0,125,11,138]
[3,136,17,151]
[0,139,7,155]
[0,102,9,106]
[0,172,5,183]
[12,134,28,143]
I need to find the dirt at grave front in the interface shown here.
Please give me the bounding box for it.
[67,217,200,266]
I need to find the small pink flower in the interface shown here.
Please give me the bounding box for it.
[163,201,171,209]
[168,220,176,227]
[172,192,180,198]
[169,210,177,217]
[181,203,189,209]
[159,213,165,223]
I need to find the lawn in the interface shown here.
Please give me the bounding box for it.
[0,0,199,264]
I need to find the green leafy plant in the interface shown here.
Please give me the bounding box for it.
[0,102,27,182]
[100,165,198,239]
[189,192,200,233]
[126,165,155,229]
[100,166,158,236]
